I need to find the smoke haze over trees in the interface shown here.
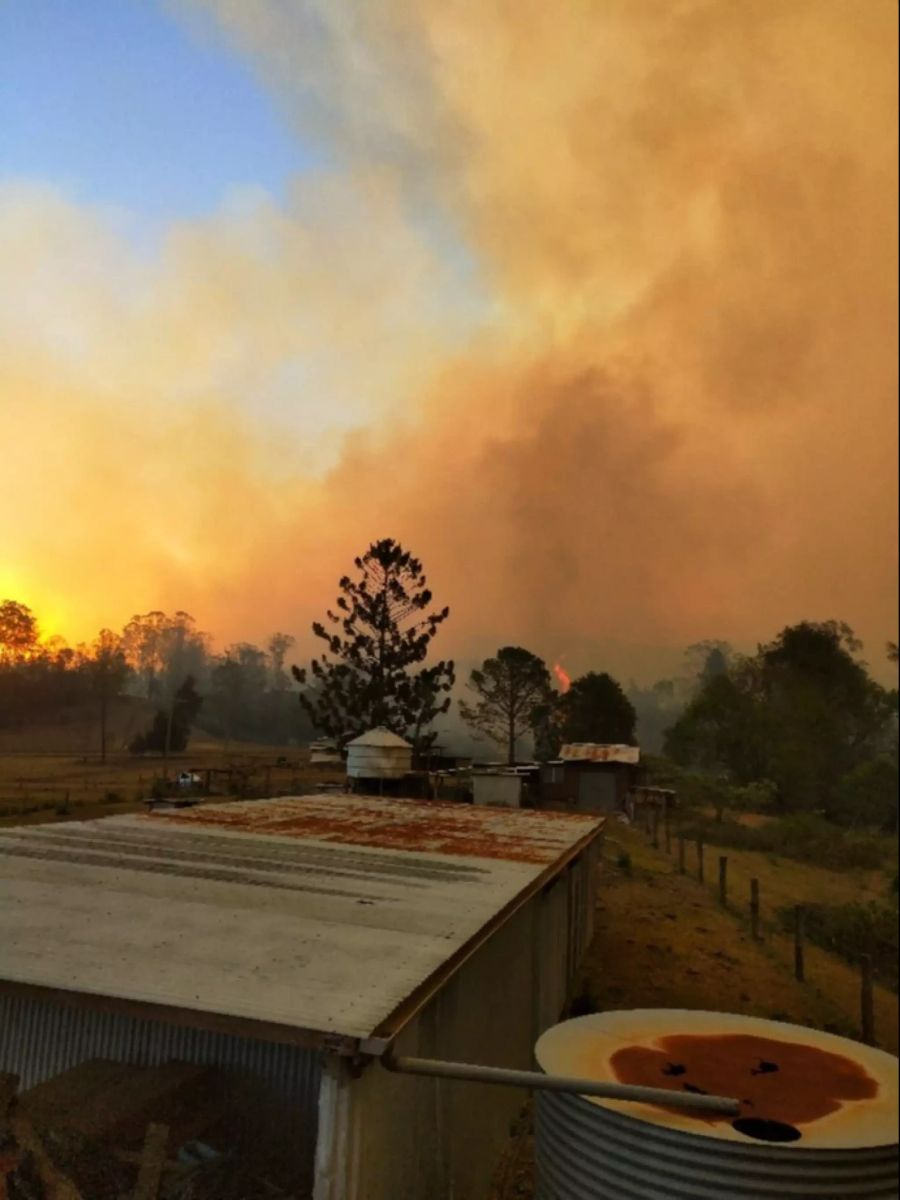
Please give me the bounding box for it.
[664,621,898,831]
[460,647,553,765]
[2,3,895,677]
[0,598,313,753]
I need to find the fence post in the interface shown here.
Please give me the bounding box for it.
[750,878,760,940]
[696,839,705,883]
[718,857,728,907]
[651,809,659,850]
[678,837,686,875]
[664,811,671,855]
[794,906,805,982]
[860,955,876,1046]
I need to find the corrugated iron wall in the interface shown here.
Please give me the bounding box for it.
[313,834,604,1200]
[0,991,321,1102]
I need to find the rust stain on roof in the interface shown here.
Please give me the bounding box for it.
[150,794,601,865]
[559,743,640,764]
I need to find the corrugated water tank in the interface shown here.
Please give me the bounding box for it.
[534,1009,899,1199]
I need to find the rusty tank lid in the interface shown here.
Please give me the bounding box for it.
[535,1009,899,1151]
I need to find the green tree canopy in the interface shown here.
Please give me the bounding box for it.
[295,538,454,748]
[459,646,552,765]
[664,621,896,818]
[557,671,637,746]
[129,675,203,756]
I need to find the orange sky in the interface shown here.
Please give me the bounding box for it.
[1,0,897,681]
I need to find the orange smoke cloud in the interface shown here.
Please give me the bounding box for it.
[1,1,897,681]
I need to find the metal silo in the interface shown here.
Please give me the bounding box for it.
[534,1010,899,1199]
[345,727,413,781]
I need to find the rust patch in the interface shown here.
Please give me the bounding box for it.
[610,1033,878,1128]
[149,796,599,865]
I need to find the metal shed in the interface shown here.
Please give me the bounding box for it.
[0,794,603,1199]
[541,745,640,814]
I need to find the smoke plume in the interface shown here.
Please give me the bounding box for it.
[2,0,896,680]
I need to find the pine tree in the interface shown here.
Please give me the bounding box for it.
[294,539,454,748]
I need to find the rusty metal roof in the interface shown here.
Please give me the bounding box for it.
[154,794,591,864]
[0,795,602,1047]
[559,743,640,764]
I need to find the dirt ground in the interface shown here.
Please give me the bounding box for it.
[490,821,898,1199]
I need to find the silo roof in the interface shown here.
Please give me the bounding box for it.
[0,795,602,1052]
[346,726,412,748]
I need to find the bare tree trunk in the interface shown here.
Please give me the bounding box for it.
[99,692,107,765]
[163,700,174,783]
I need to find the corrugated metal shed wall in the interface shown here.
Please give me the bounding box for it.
[314,835,602,1200]
[0,991,321,1100]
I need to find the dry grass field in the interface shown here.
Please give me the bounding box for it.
[0,714,345,826]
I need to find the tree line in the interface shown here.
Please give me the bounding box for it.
[0,599,313,760]
[2,537,896,838]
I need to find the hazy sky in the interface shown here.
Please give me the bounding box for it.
[1,0,897,682]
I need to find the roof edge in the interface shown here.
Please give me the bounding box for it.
[368,816,606,1046]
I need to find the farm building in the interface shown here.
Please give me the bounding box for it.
[0,793,603,1199]
[540,743,640,813]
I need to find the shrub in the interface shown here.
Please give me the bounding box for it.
[676,812,892,870]
[616,851,633,875]
[829,758,899,833]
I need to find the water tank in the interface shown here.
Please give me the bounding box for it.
[345,727,413,780]
[534,1010,899,1199]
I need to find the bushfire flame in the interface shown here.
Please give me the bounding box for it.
[553,663,571,693]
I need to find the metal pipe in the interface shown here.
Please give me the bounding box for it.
[381,1052,741,1116]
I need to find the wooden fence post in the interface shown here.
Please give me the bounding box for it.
[794,906,805,982]
[718,857,728,907]
[664,812,671,855]
[651,809,659,850]
[861,955,876,1046]
[750,878,761,940]
[678,837,686,875]
[696,839,704,883]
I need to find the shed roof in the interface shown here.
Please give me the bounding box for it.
[0,795,602,1049]
[559,743,640,764]
[346,726,412,748]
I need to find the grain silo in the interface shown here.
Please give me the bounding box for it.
[345,726,413,781]
[534,1009,899,1199]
